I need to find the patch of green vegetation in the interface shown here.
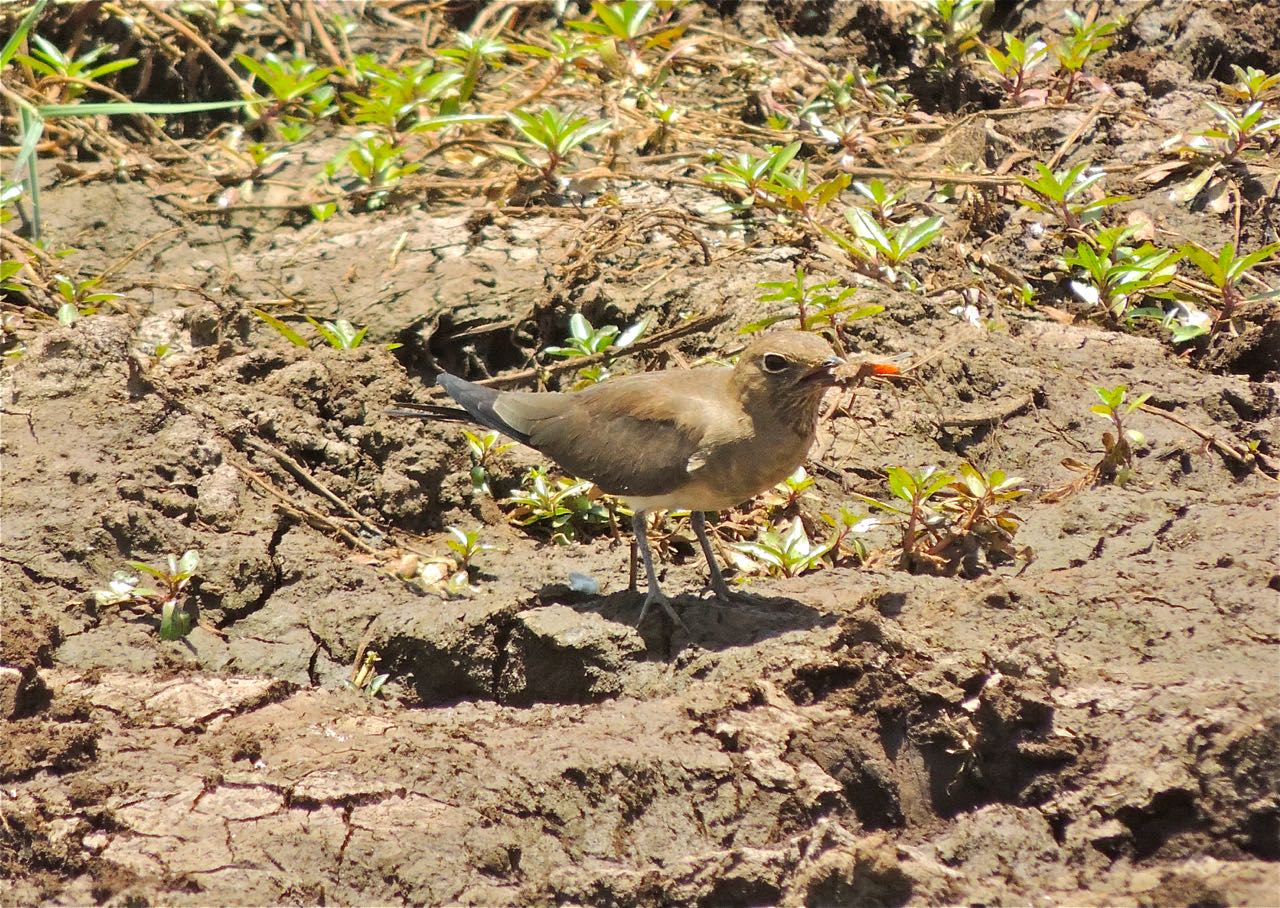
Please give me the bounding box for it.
[94,550,201,641]
[543,313,650,387]
[505,467,612,543]
[1018,162,1127,230]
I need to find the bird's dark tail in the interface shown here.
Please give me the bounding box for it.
[387,373,531,445]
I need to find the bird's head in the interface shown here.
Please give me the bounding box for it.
[733,330,845,430]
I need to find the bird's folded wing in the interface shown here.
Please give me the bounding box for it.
[500,371,741,498]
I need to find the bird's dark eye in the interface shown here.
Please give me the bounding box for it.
[761,353,790,373]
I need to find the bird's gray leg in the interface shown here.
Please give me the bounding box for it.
[691,511,732,602]
[633,511,687,630]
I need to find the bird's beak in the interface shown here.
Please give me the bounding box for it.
[860,361,901,378]
[802,355,846,385]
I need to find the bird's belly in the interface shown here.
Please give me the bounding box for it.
[625,435,811,512]
[625,482,744,513]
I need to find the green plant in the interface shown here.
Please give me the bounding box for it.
[505,467,610,543]
[251,310,374,349]
[543,312,650,387]
[983,33,1049,104]
[1190,100,1280,162]
[309,201,337,222]
[810,66,914,126]
[918,0,989,62]
[731,517,834,578]
[1061,226,1180,321]
[511,30,598,73]
[500,108,611,184]
[343,60,467,135]
[571,1,656,41]
[1017,161,1126,230]
[236,52,336,126]
[768,167,854,228]
[177,0,265,29]
[1090,384,1149,480]
[1166,100,1280,204]
[820,506,878,565]
[867,465,954,561]
[53,275,122,325]
[0,179,23,229]
[0,260,27,297]
[438,33,507,104]
[446,526,492,579]
[566,0,687,82]
[94,550,200,641]
[863,465,1028,571]
[16,34,138,102]
[775,466,816,509]
[1131,300,1212,344]
[463,428,514,496]
[242,140,288,176]
[935,464,1027,564]
[1052,11,1120,101]
[1224,65,1280,104]
[2,0,246,243]
[742,266,882,342]
[253,309,308,346]
[346,133,421,187]
[824,208,944,280]
[1177,240,1280,328]
[346,649,389,698]
[850,179,906,223]
[308,317,367,349]
[702,141,802,215]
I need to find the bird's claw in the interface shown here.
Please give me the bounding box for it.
[636,590,689,633]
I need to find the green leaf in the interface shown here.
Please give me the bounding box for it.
[127,560,169,580]
[0,0,49,70]
[922,470,954,499]
[886,466,911,502]
[159,599,193,640]
[176,550,200,577]
[739,313,794,333]
[12,107,44,183]
[252,309,309,347]
[896,216,944,259]
[1229,242,1280,279]
[845,207,889,251]
[767,141,802,177]
[1125,392,1151,415]
[615,315,650,348]
[37,99,248,118]
[1169,322,1209,343]
[1179,242,1224,284]
[85,57,139,80]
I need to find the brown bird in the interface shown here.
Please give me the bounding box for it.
[393,331,885,625]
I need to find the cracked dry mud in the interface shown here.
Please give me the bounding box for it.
[2,0,1279,905]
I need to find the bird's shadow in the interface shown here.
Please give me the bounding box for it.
[537,583,836,654]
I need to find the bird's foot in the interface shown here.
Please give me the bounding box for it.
[707,576,734,604]
[636,590,689,633]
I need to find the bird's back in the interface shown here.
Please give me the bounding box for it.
[499,368,743,498]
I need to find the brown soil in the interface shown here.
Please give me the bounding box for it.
[2,1,1278,905]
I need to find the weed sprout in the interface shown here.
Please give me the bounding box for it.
[94,551,201,641]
